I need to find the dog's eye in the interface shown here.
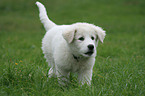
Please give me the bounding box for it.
[78,37,84,41]
[91,36,95,40]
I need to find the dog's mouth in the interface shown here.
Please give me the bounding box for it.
[84,51,94,56]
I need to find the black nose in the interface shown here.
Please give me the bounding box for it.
[88,44,94,50]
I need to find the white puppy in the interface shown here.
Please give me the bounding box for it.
[36,2,106,85]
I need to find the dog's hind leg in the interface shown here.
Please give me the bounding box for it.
[43,54,56,78]
[48,67,56,78]
[48,60,56,78]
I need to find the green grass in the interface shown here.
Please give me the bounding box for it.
[0,0,145,95]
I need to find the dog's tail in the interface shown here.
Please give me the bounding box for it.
[36,1,56,31]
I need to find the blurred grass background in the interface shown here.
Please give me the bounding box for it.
[0,0,145,95]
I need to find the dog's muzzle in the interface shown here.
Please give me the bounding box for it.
[84,51,94,56]
[84,44,94,56]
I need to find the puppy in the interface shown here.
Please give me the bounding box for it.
[36,1,106,85]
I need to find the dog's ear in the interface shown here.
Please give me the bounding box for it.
[62,28,77,43]
[95,26,106,43]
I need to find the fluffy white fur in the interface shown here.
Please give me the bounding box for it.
[36,1,106,85]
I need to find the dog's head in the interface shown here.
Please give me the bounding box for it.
[62,23,106,57]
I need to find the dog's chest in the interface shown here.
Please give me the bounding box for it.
[70,62,79,72]
[70,60,87,72]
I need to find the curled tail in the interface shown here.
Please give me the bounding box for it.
[36,1,56,31]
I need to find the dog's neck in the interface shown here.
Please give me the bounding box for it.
[72,54,80,62]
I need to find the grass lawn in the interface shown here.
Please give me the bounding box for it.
[0,0,145,95]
